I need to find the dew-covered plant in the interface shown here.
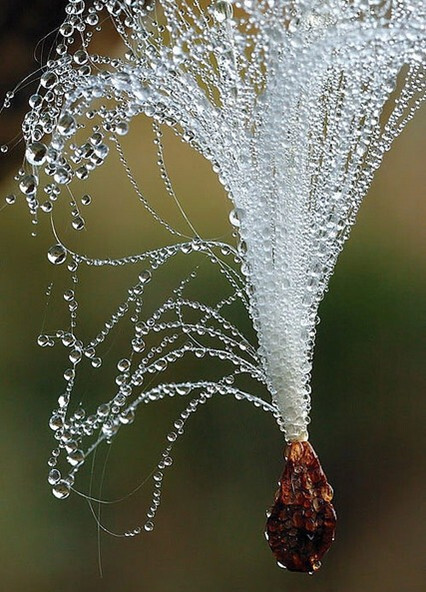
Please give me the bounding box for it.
[2,0,425,573]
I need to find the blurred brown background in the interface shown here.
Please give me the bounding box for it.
[0,2,425,591]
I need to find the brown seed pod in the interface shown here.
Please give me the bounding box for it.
[265,441,337,573]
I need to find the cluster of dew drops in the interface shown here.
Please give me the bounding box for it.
[1,0,284,537]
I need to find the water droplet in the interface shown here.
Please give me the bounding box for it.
[41,200,53,213]
[40,71,57,89]
[176,385,190,396]
[69,348,82,364]
[60,23,74,37]
[84,346,95,358]
[138,271,151,286]
[64,290,74,301]
[212,0,233,23]
[57,113,76,136]
[67,449,85,466]
[37,334,50,347]
[62,332,75,347]
[49,414,63,431]
[19,174,38,196]
[117,358,130,372]
[80,194,91,205]
[64,368,75,381]
[119,408,135,425]
[25,142,47,166]
[131,337,145,353]
[48,468,61,485]
[29,93,42,108]
[86,12,99,25]
[115,121,129,136]
[76,165,89,180]
[5,193,16,205]
[89,132,103,146]
[97,403,110,417]
[52,481,70,499]
[47,244,67,265]
[95,143,109,159]
[102,419,119,438]
[73,49,88,65]
[54,167,72,185]
[154,359,167,371]
[72,215,85,230]
[229,208,244,228]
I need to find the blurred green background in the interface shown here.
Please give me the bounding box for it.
[0,3,425,591]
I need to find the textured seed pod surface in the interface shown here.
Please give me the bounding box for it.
[266,441,337,573]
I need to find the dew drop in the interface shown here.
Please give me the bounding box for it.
[115,121,129,136]
[52,481,70,499]
[25,142,47,166]
[97,403,110,417]
[212,0,233,23]
[69,349,82,364]
[80,193,91,205]
[119,408,135,424]
[48,468,61,485]
[57,113,76,136]
[60,23,74,37]
[19,174,38,196]
[117,358,131,372]
[5,193,16,205]
[67,449,85,466]
[72,215,85,231]
[47,244,67,265]
[229,207,244,228]
[64,368,75,381]
[138,270,151,284]
[29,93,42,108]
[40,71,57,89]
[37,334,50,347]
[49,414,63,431]
[54,167,72,185]
[62,332,75,347]
[63,290,75,301]
[41,201,53,213]
[73,49,88,65]
[84,346,95,358]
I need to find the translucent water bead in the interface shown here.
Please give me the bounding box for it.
[52,481,71,500]
[25,142,47,166]
[212,1,233,23]
[47,245,67,265]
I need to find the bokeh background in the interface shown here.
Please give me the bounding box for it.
[0,2,425,591]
